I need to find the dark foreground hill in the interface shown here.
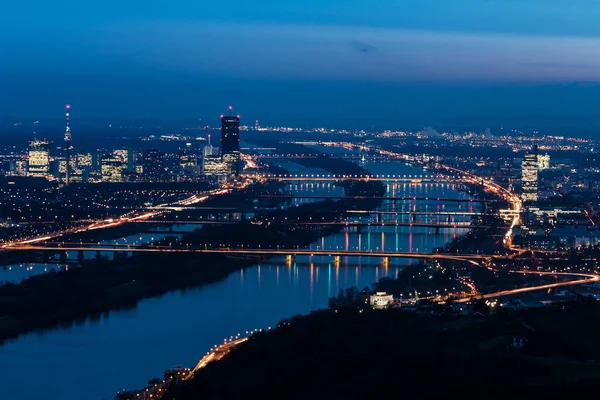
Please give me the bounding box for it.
[166,302,600,399]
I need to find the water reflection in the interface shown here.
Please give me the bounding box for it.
[0,262,397,400]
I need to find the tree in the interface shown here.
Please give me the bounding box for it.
[474,298,489,315]
[328,287,363,310]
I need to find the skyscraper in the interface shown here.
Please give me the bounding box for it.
[101,155,125,182]
[521,145,539,203]
[220,111,240,175]
[143,148,164,180]
[28,139,51,177]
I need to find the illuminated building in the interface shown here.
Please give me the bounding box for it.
[101,155,125,182]
[112,149,135,171]
[521,146,539,203]
[203,144,216,158]
[28,140,51,177]
[143,148,163,180]
[220,113,240,176]
[58,156,80,181]
[203,156,228,174]
[14,160,27,176]
[537,153,550,171]
[113,149,128,163]
[179,143,197,168]
[77,153,92,167]
[369,292,394,309]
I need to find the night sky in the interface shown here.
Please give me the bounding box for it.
[3,0,600,128]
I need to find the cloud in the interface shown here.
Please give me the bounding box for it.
[350,41,378,54]
[7,21,600,83]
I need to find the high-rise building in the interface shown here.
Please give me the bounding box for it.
[101,155,125,182]
[521,146,539,203]
[220,113,240,175]
[77,153,93,168]
[14,160,27,176]
[28,140,51,177]
[111,149,135,172]
[537,153,550,171]
[143,148,164,180]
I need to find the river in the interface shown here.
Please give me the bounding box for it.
[0,155,478,400]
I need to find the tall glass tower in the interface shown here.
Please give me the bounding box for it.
[220,114,240,175]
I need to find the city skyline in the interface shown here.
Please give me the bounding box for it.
[4,2,600,400]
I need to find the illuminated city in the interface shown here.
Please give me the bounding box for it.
[3,1,600,399]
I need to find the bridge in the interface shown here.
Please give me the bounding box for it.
[250,153,387,160]
[104,220,482,231]
[2,244,491,261]
[261,173,452,182]
[255,194,499,203]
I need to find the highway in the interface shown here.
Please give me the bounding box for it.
[184,337,248,380]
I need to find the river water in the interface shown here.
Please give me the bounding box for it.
[0,154,478,400]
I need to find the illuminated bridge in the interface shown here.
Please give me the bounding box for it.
[254,195,500,203]
[249,153,387,160]
[98,220,484,230]
[1,244,491,260]
[261,173,452,182]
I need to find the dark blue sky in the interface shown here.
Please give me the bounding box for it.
[3,0,600,128]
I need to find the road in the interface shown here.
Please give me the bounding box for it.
[184,337,248,380]
[0,188,233,249]
[454,269,599,303]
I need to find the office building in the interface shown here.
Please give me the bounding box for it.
[112,149,135,171]
[28,140,51,177]
[537,153,550,171]
[203,155,228,174]
[179,143,197,169]
[101,155,125,182]
[220,114,240,175]
[77,153,93,168]
[521,146,539,203]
